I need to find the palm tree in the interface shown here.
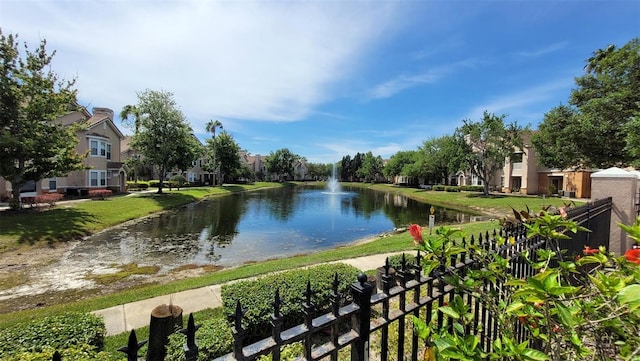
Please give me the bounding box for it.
[205,119,223,185]
[120,105,141,133]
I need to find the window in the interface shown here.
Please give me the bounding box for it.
[88,137,112,159]
[90,140,99,156]
[511,152,523,163]
[89,170,107,187]
[49,178,57,191]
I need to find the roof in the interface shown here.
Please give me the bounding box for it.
[591,167,638,179]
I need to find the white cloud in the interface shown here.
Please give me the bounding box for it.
[514,42,569,58]
[463,79,573,124]
[366,59,477,100]
[2,1,401,130]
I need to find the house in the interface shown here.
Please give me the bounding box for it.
[239,151,268,181]
[0,107,126,199]
[500,133,538,195]
[57,107,126,195]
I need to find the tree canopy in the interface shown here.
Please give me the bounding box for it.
[532,38,640,169]
[455,111,524,195]
[123,89,201,193]
[208,131,241,184]
[0,30,85,205]
[356,151,384,182]
[266,148,300,181]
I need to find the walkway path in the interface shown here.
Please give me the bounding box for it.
[93,252,401,336]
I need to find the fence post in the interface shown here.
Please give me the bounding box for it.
[179,313,201,361]
[351,273,373,361]
[230,300,248,361]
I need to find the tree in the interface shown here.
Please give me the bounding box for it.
[455,111,524,195]
[533,38,640,169]
[266,148,300,181]
[356,151,384,182]
[383,151,417,180]
[0,31,85,206]
[417,135,466,185]
[120,104,141,133]
[340,155,352,181]
[531,105,583,170]
[208,131,240,184]
[205,119,223,185]
[124,89,201,194]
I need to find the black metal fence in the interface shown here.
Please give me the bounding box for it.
[53,197,613,361]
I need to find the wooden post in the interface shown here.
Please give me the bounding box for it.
[147,304,183,361]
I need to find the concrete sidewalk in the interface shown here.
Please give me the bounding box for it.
[93,253,400,336]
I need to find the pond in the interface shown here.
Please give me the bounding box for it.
[72,185,478,269]
[0,186,482,300]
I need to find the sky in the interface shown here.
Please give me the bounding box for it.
[2,1,639,164]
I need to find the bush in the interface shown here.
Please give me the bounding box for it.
[2,344,116,361]
[387,253,417,270]
[34,193,64,206]
[166,316,233,361]
[459,185,484,192]
[169,175,188,188]
[126,181,149,190]
[149,180,161,188]
[88,189,112,199]
[0,312,106,358]
[444,186,460,192]
[221,263,361,342]
[432,185,445,191]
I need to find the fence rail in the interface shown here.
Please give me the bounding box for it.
[53,197,612,361]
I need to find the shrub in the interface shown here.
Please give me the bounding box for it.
[34,193,64,206]
[88,189,112,199]
[126,181,150,190]
[166,315,233,361]
[149,180,161,188]
[387,253,417,270]
[0,312,106,358]
[221,263,361,342]
[444,186,460,192]
[2,344,116,361]
[432,185,445,191]
[169,175,188,188]
[459,185,484,192]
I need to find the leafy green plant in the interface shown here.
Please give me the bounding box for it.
[221,263,360,342]
[166,315,233,361]
[410,208,640,360]
[0,312,106,358]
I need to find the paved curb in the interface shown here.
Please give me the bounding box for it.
[92,253,402,336]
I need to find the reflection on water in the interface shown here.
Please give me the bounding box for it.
[71,186,479,270]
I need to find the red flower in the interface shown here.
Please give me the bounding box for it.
[583,246,599,255]
[625,248,640,264]
[409,223,424,245]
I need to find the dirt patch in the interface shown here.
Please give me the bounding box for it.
[0,244,219,314]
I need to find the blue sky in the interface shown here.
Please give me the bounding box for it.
[2,1,639,164]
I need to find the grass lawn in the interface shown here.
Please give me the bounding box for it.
[340,182,584,216]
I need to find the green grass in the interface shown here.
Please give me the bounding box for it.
[341,182,584,216]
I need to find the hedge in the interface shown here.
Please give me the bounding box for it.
[221,263,361,342]
[166,316,233,361]
[0,312,106,359]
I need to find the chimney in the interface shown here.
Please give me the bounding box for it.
[92,107,114,119]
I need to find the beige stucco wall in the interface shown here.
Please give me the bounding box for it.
[591,175,637,256]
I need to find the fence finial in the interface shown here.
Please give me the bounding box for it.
[117,329,147,361]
